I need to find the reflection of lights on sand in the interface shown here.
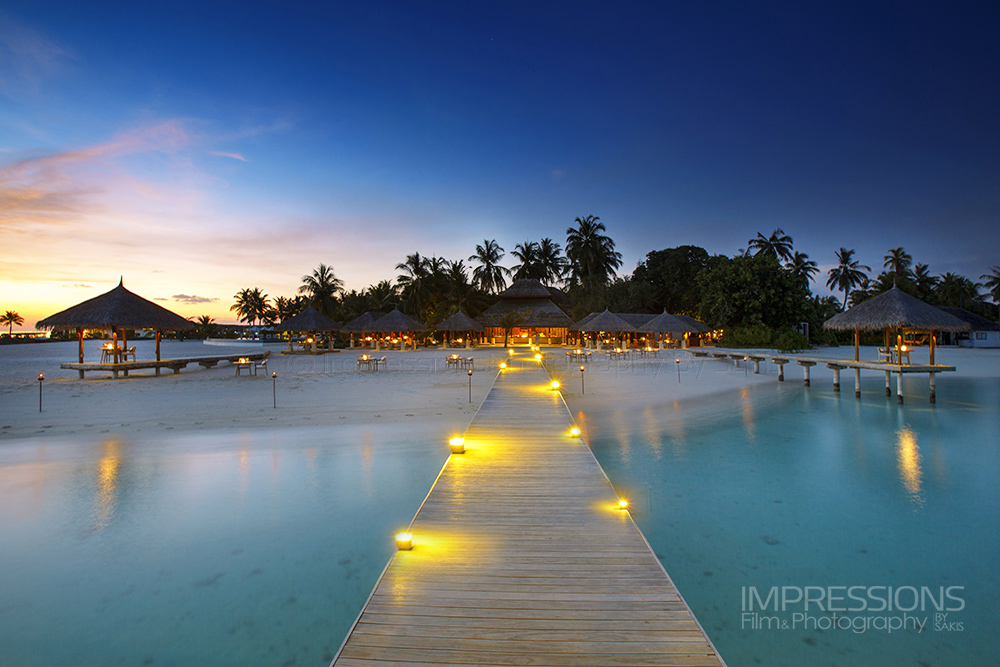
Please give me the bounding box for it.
[896,426,923,502]
[94,439,122,530]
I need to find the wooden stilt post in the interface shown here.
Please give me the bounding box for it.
[753,359,760,374]
[803,364,811,387]
[78,328,85,379]
[854,368,861,399]
[885,371,891,397]
[929,329,936,366]
[896,371,904,404]
[832,367,841,392]
[778,363,784,381]
[854,329,860,362]
[929,373,936,404]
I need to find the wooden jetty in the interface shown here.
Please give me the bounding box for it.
[689,349,954,404]
[332,357,725,667]
[60,350,270,379]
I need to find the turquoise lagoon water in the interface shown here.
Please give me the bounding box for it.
[0,426,446,667]
[585,376,1000,666]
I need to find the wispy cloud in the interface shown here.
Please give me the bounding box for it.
[209,151,248,162]
[0,13,72,98]
[171,294,218,304]
[0,120,194,227]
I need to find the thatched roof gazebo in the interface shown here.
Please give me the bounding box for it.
[36,279,195,374]
[579,309,635,334]
[436,310,484,348]
[824,286,969,364]
[273,307,343,353]
[637,311,691,335]
[365,308,425,350]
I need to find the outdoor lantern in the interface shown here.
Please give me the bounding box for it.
[499,362,506,370]
[570,426,581,437]
[618,499,629,510]
[449,437,465,454]
[395,532,413,550]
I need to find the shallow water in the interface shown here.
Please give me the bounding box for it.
[0,426,445,667]
[587,376,1000,666]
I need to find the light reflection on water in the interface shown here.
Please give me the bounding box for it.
[586,377,1000,667]
[0,425,445,667]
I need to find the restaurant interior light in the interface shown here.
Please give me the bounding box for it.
[395,532,413,550]
[449,437,465,454]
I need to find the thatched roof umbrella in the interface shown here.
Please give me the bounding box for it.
[343,311,384,347]
[367,307,426,349]
[824,286,969,363]
[637,311,691,347]
[674,314,711,333]
[436,310,484,347]
[569,311,600,332]
[273,307,342,352]
[36,279,195,371]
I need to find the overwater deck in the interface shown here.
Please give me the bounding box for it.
[332,356,725,667]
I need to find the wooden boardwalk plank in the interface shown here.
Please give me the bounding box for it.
[332,357,725,667]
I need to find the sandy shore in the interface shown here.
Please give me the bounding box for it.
[2,341,997,444]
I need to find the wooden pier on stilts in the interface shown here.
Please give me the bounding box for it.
[332,354,726,667]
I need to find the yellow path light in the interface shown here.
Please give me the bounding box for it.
[534,354,542,361]
[449,437,465,454]
[570,426,581,437]
[499,362,507,370]
[550,380,560,390]
[618,499,629,510]
[395,532,413,550]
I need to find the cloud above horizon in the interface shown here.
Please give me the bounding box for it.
[171,294,218,304]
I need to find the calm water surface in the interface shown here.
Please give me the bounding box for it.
[0,426,445,667]
[587,376,1000,666]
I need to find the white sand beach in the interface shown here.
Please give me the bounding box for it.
[3,341,997,444]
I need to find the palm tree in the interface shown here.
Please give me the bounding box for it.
[468,240,510,294]
[826,248,871,309]
[537,237,567,286]
[565,215,622,287]
[492,310,526,348]
[442,260,489,316]
[980,266,1000,304]
[274,295,308,322]
[912,263,939,301]
[748,229,794,262]
[2,310,25,336]
[299,263,343,317]
[882,247,913,281]
[511,241,543,281]
[934,273,982,309]
[786,252,818,289]
[366,280,398,312]
[192,314,217,338]
[396,252,437,316]
[231,287,271,326]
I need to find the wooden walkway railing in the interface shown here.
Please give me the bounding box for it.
[332,355,725,667]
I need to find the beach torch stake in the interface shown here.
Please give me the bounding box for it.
[468,369,473,404]
[580,365,585,395]
[38,373,44,412]
[675,358,680,383]
[272,371,277,408]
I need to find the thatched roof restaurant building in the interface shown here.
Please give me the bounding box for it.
[478,279,573,345]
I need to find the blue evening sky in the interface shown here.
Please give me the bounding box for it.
[1,1,998,323]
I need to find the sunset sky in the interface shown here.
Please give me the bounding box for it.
[2,1,998,327]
